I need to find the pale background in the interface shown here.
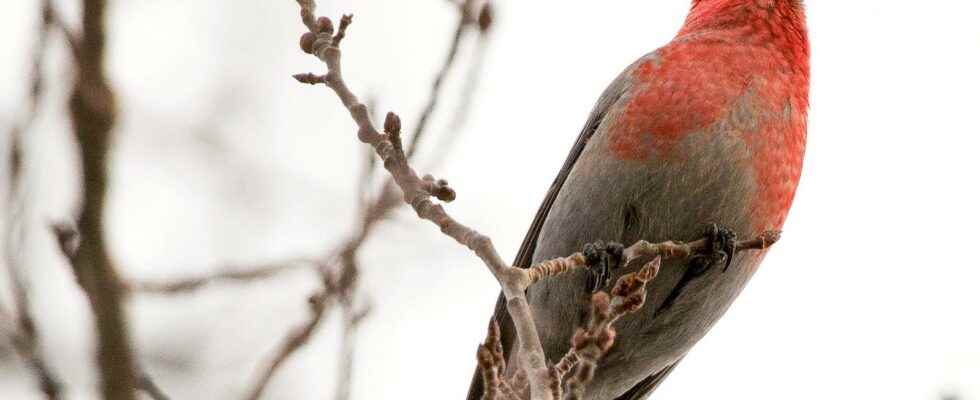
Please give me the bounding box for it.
[1,0,978,399]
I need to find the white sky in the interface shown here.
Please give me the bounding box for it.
[1,0,979,399]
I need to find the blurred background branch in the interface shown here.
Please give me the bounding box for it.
[64,0,138,398]
[2,0,495,395]
[2,1,73,399]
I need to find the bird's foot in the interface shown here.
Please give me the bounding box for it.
[657,224,738,313]
[583,240,625,293]
[693,223,738,274]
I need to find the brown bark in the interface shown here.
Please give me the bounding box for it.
[66,0,138,398]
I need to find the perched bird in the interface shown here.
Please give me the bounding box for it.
[467,1,810,399]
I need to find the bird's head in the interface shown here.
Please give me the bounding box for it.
[691,0,804,9]
[683,0,807,38]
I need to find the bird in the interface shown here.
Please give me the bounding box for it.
[466,0,809,399]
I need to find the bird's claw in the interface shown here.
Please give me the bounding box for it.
[583,240,625,293]
[702,223,737,272]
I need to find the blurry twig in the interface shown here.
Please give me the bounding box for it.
[0,296,63,400]
[404,0,475,159]
[333,302,371,400]
[357,96,381,209]
[137,370,170,400]
[130,258,318,294]
[7,0,58,182]
[0,2,78,399]
[243,288,336,400]
[64,0,139,398]
[424,0,493,171]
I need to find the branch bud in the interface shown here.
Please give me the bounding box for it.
[316,16,334,36]
[300,32,316,54]
[384,112,402,134]
[478,3,494,33]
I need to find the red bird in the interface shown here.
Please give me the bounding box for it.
[468,0,809,399]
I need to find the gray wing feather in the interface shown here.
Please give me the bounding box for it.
[612,357,683,400]
[465,65,635,400]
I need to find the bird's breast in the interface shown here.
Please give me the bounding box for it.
[605,40,807,232]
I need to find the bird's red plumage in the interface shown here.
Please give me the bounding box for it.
[609,0,809,232]
[467,2,811,399]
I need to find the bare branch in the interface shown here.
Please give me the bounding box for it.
[290,3,558,397]
[64,0,138,398]
[0,297,63,400]
[129,258,317,294]
[240,2,490,397]
[527,253,587,285]
[404,0,476,159]
[137,370,170,400]
[0,2,86,399]
[525,230,781,286]
[423,8,493,171]
[243,288,336,400]
[7,0,60,183]
[333,301,371,400]
[141,0,488,299]
[623,230,781,262]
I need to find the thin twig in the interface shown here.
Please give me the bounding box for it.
[7,0,56,183]
[0,2,75,399]
[333,302,371,400]
[137,370,170,400]
[424,1,494,171]
[525,231,781,286]
[133,1,487,297]
[239,203,387,399]
[357,96,381,210]
[243,288,336,400]
[130,258,318,294]
[0,299,63,400]
[241,2,487,397]
[292,5,554,398]
[404,0,475,159]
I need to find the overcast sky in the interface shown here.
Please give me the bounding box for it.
[1,1,979,399]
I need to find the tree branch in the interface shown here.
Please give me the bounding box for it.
[243,288,336,400]
[130,258,318,295]
[0,2,82,399]
[333,301,370,400]
[240,2,490,397]
[129,1,490,299]
[291,3,557,398]
[137,370,171,400]
[0,296,63,400]
[404,0,475,159]
[65,0,138,398]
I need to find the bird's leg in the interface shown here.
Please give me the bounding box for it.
[656,223,737,312]
[700,223,738,272]
[583,240,625,293]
